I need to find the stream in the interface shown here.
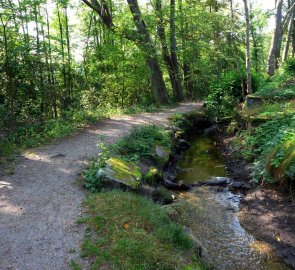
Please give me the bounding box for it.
[175,135,291,270]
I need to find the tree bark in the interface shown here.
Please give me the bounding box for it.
[126,0,169,104]
[64,6,73,101]
[170,0,183,101]
[178,0,193,98]
[267,0,283,76]
[230,0,245,96]
[155,0,183,101]
[283,1,295,61]
[242,0,252,94]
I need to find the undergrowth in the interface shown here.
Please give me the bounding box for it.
[235,63,295,185]
[237,113,295,183]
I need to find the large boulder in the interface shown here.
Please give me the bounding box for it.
[97,157,142,190]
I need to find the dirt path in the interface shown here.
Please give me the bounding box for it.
[0,102,201,270]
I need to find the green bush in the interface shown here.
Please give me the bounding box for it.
[171,111,206,133]
[253,71,295,100]
[239,113,295,183]
[205,71,245,121]
[111,125,170,161]
[283,58,295,75]
[266,139,295,182]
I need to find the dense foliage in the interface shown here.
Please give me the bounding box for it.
[237,65,295,185]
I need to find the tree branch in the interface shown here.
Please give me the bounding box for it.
[81,0,113,29]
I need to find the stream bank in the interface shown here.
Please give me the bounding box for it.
[214,125,295,269]
[163,119,292,270]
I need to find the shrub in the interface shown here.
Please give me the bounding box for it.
[283,58,295,75]
[205,71,245,121]
[266,139,295,183]
[239,113,295,183]
[111,125,170,161]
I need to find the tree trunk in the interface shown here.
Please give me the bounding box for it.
[243,0,252,94]
[178,0,193,98]
[267,0,283,76]
[126,0,169,104]
[283,1,295,61]
[230,0,245,96]
[155,0,183,101]
[170,0,183,101]
[57,2,68,110]
[64,6,72,101]
[45,8,57,118]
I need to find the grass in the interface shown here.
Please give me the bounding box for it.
[243,99,295,122]
[78,190,206,270]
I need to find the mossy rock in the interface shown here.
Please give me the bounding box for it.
[144,166,163,186]
[97,157,142,190]
[152,145,171,167]
[152,186,174,204]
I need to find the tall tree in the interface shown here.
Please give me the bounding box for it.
[154,0,183,101]
[267,0,283,76]
[81,0,169,104]
[283,0,295,61]
[169,0,183,100]
[242,0,252,94]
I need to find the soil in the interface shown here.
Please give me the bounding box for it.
[0,102,201,270]
[216,126,295,269]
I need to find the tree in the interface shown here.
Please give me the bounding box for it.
[283,0,295,61]
[154,0,183,101]
[267,0,283,76]
[242,0,252,94]
[81,0,169,104]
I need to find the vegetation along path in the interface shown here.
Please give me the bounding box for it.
[0,102,201,270]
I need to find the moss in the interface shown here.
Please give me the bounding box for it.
[144,166,163,186]
[106,157,142,189]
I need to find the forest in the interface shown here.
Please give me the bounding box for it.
[0,0,295,269]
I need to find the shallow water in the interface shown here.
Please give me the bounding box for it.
[177,135,226,184]
[176,135,291,270]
